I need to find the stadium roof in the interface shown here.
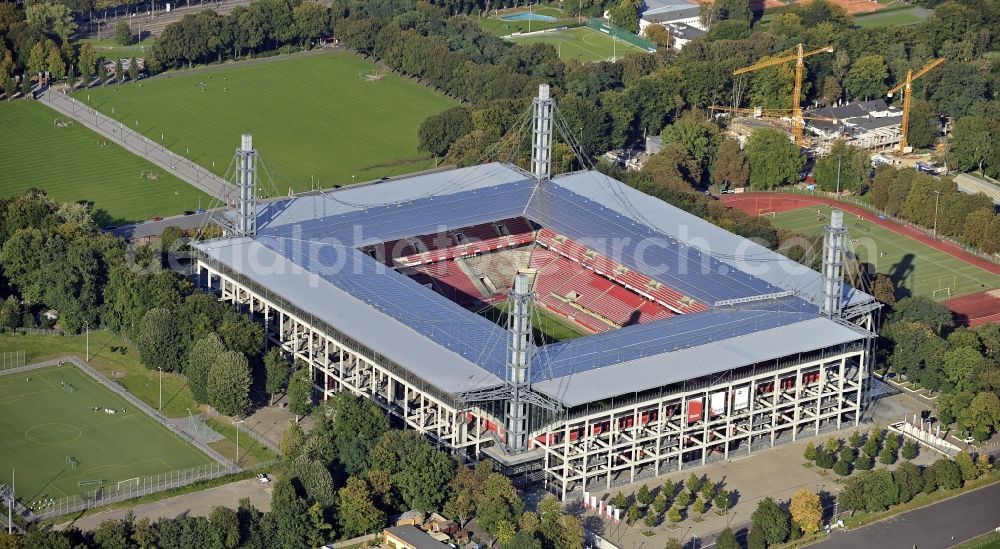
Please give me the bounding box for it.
[196,163,873,404]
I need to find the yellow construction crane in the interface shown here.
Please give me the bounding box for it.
[732,44,835,145]
[886,58,945,154]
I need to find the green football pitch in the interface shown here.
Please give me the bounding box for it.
[0,364,214,501]
[479,301,587,343]
[769,205,1000,300]
[76,52,456,194]
[0,100,210,226]
[507,26,647,62]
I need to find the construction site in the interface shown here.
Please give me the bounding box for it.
[712,45,945,158]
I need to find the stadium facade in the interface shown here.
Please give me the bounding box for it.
[195,88,878,499]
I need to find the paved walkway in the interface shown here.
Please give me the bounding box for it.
[818,482,1000,549]
[37,88,231,201]
[56,476,273,531]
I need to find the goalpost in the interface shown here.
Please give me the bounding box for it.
[932,287,951,300]
[139,170,161,181]
[758,209,776,219]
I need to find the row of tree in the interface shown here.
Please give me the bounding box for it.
[870,165,1000,254]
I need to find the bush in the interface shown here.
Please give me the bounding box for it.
[849,431,863,448]
[855,455,873,471]
[815,448,835,469]
[840,446,856,464]
[901,439,919,460]
[879,446,897,465]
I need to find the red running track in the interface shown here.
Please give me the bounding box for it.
[722,192,1000,326]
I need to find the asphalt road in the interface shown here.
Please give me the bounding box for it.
[819,482,1000,549]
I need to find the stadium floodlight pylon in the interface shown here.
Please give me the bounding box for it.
[505,272,534,453]
[822,209,848,318]
[237,134,257,238]
[531,84,553,183]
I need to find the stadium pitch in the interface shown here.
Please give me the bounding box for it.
[0,101,209,226]
[768,204,1000,300]
[507,26,647,62]
[0,364,213,501]
[77,52,456,194]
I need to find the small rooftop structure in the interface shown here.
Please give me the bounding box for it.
[383,525,445,549]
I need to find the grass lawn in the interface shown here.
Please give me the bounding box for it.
[0,331,197,418]
[952,532,1000,549]
[479,301,588,343]
[507,26,647,62]
[767,205,1000,300]
[0,363,214,501]
[77,37,154,59]
[855,7,929,27]
[0,100,210,226]
[76,51,456,194]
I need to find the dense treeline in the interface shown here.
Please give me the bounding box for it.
[0,190,280,417]
[870,165,1000,254]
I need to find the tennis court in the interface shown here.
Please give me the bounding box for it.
[507,26,647,62]
[766,204,1000,301]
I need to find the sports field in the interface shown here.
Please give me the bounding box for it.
[480,301,587,343]
[0,100,209,226]
[0,364,214,501]
[768,204,1000,300]
[77,52,456,193]
[479,5,573,35]
[507,26,647,62]
[854,7,930,28]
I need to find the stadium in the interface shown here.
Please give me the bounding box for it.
[194,87,879,500]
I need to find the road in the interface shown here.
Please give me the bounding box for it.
[38,87,232,201]
[818,483,1000,549]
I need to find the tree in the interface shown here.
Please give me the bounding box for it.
[636,484,653,506]
[271,477,310,549]
[712,138,749,189]
[653,492,668,514]
[901,439,918,460]
[4,77,14,101]
[137,307,184,372]
[691,497,706,516]
[279,419,304,460]
[46,44,65,80]
[495,519,516,546]
[476,473,524,540]
[893,461,924,504]
[931,458,962,490]
[966,392,1000,437]
[644,509,658,528]
[612,491,627,510]
[25,2,76,41]
[804,440,817,461]
[685,473,702,494]
[78,43,98,85]
[338,477,385,538]
[675,489,692,508]
[950,116,998,176]
[833,459,851,477]
[942,347,985,392]
[714,489,730,514]
[609,0,641,33]
[114,58,124,84]
[661,112,721,183]
[849,431,862,449]
[115,22,134,46]
[667,505,682,525]
[626,504,640,525]
[873,274,897,306]
[418,106,472,158]
[209,506,241,549]
[814,140,869,194]
[128,57,138,83]
[715,527,740,549]
[975,454,993,477]
[21,73,31,98]
[955,451,977,482]
[643,24,672,48]
[287,367,312,420]
[642,143,701,191]
[845,55,888,100]
[906,99,938,150]
[751,497,790,546]
[27,42,47,77]
[293,1,329,43]
[264,347,290,405]
[789,489,822,534]
[855,454,873,471]
[825,436,840,453]
[878,445,897,465]
[815,448,835,469]
[747,527,767,549]
[746,128,804,189]
[207,351,252,417]
[819,75,842,106]
[186,333,226,404]
[865,469,899,512]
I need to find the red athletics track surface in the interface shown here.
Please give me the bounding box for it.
[721,192,1000,326]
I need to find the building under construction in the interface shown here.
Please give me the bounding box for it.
[194,86,879,499]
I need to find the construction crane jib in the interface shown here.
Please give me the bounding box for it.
[733,44,834,146]
[886,58,945,154]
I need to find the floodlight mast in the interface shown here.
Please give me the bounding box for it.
[822,209,848,318]
[505,273,535,453]
[237,134,257,238]
[531,84,553,183]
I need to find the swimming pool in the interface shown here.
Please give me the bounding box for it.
[500,12,557,21]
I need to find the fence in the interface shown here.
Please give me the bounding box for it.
[28,461,274,521]
[0,350,25,371]
[2,327,66,336]
[585,18,656,52]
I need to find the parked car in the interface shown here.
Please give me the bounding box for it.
[150,215,162,222]
[256,473,270,483]
[964,436,976,444]
[183,210,194,216]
